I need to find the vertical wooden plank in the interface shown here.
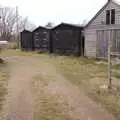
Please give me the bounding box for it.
[104,30,109,58]
[96,31,101,57]
[116,30,118,52]
[97,30,106,58]
[117,30,120,53]
[111,30,116,52]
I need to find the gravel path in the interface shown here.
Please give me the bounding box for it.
[0,56,39,120]
[0,54,117,120]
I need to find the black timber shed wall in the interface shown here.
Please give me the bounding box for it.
[52,23,84,56]
[20,30,33,51]
[33,26,52,53]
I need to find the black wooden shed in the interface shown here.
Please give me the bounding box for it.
[52,23,84,56]
[20,30,33,51]
[33,26,52,53]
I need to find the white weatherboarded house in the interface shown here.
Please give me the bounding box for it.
[85,0,120,58]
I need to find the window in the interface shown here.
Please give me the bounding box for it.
[106,10,110,24]
[43,31,47,34]
[111,9,115,24]
[35,32,39,35]
[106,9,115,25]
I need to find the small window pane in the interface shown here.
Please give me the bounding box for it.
[111,9,115,24]
[106,10,110,24]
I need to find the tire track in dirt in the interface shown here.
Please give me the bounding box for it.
[0,56,40,120]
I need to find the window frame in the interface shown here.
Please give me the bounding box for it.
[106,9,115,25]
[111,9,115,24]
[106,10,110,25]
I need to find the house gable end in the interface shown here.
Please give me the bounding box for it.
[85,0,120,29]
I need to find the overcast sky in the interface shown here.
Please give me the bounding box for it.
[1,0,108,26]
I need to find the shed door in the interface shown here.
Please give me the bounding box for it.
[97,30,110,58]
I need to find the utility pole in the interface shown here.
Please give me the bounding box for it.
[16,6,19,49]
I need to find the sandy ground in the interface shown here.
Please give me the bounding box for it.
[0,54,117,120]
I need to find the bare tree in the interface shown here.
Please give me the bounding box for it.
[12,16,36,48]
[13,16,36,34]
[0,6,36,42]
[0,6,17,41]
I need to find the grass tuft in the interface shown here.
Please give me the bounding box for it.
[32,74,73,120]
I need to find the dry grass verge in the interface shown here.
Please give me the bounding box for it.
[51,56,120,119]
[0,63,10,111]
[32,75,73,120]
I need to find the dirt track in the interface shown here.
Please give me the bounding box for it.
[0,54,117,120]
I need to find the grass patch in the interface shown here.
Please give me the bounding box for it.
[51,56,120,118]
[112,64,120,69]
[112,72,120,79]
[0,63,10,111]
[89,88,120,117]
[32,74,73,120]
[34,93,73,120]
[1,49,36,56]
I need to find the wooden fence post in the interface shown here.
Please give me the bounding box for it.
[108,31,112,89]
